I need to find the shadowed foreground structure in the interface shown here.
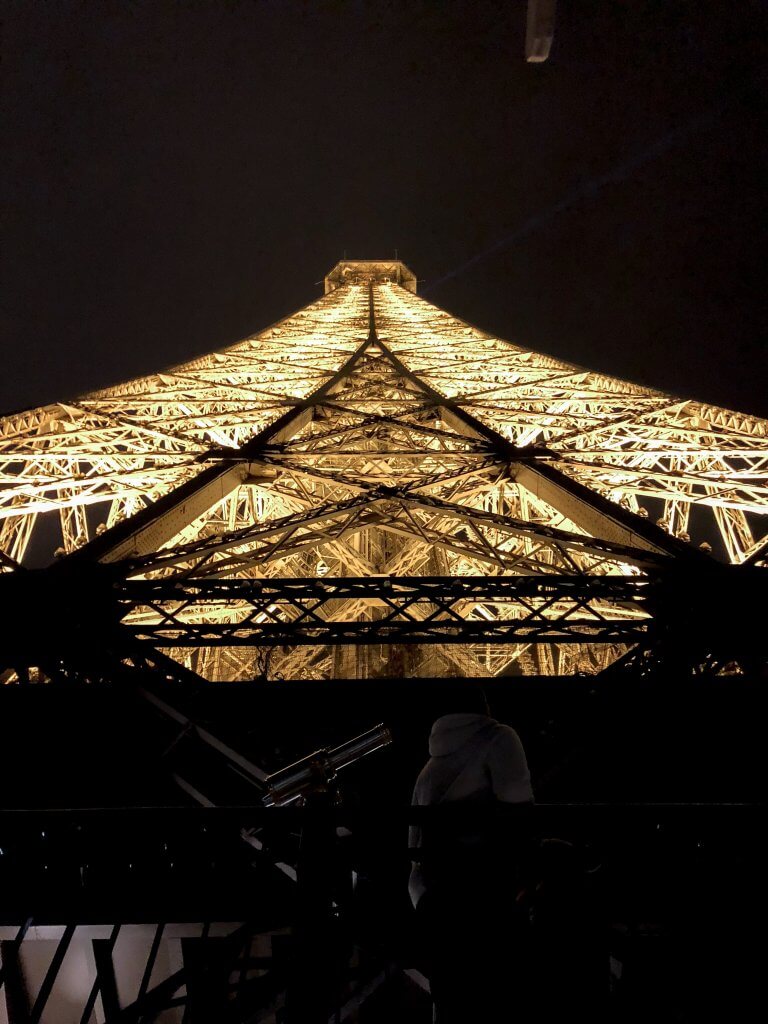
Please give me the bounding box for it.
[0,262,765,1021]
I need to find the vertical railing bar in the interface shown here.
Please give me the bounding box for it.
[29,922,76,1023]
[79,923,120,1024]
[0,915,33,991]
[137,922,165,1003]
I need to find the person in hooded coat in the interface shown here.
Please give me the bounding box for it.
[409,688,534,1022]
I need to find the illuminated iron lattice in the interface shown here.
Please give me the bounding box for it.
[1,260,766,681]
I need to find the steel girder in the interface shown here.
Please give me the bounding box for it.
[118,574,654,647]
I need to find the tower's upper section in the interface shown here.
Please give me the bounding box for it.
[1,258,766,578]
[324,259,417,294]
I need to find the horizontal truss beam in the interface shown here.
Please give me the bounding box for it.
[120,574,652,647]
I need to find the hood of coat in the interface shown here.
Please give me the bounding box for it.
[428,713,497,757]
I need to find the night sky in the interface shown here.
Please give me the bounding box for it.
[3,1,767,418]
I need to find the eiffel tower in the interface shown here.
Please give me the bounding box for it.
[1,259,766,685]
[1,261,766,1022]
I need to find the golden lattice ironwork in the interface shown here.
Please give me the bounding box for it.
[1,260,766,681]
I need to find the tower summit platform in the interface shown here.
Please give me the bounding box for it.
[324,259,417,293]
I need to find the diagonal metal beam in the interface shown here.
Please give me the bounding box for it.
[370,331,702,560]
[30,923,76,1024]
[124,483,670,579]
[68,336,377,564]
[82,924,121,1024]
[514,460,703,558]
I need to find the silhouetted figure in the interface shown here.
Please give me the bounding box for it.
[409,689,534,1022]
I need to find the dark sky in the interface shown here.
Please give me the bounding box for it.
[3,0,767,417]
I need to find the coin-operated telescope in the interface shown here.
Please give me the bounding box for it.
[262,724,392,807]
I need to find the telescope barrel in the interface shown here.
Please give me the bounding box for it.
[326,724,392,773]
[263,724,392,807]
